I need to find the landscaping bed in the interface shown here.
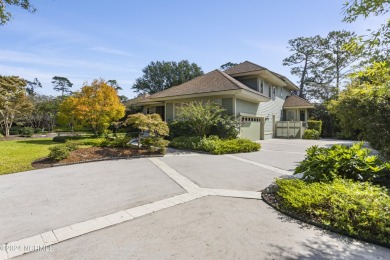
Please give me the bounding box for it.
[32,146,158,169]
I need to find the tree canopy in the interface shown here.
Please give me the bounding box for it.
[58,79,125,135]
[132,60,204,94]
[220,62,238,70]
[26,77,42,96]
[0,0,36,25]
[52,76,73,96]
[0,75,33,136]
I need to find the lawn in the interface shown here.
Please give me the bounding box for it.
[0,138,56,175]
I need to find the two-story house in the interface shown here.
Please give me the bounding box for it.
[135,61,314,140]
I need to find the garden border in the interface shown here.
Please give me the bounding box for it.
[261,191,390,249]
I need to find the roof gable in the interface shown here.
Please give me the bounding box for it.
[224,61,266,75]
[144,69,268,100]
[283,95,314,108]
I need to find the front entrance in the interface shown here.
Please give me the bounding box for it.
[240,116,261,141]
[155,106,165,121]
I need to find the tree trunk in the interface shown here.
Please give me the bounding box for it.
[299,57,308,98]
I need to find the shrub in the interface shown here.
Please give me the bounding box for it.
[307,120,322,134]
[53,135,78,143]
[209,117,239,139]
[48,145,71,161]
[20,127,34,137]
[169,136,203,150]
[79,138,106,147]
[168,121,195,139]
[48,142,79,161]
[302,129,320,139]
[0,132,3,139]
[295,142,390,184]
[34,128,42,134]
[9,126,21,135]
[141,137,169,154]
[170,136,260,154]
[205,138,261,155]
[275,178,390,246]
[104,136,131,147]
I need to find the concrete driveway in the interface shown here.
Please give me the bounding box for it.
[0,139,389,259]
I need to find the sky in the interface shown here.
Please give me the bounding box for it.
[0,0,382,98]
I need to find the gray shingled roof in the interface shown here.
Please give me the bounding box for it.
[141,69,268,101]
[283,95,314,108]
[225,61,299,90]
[224,61,266,75]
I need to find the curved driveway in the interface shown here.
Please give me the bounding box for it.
[0,139,388,259]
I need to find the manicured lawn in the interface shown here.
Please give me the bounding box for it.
[0,138,56,175]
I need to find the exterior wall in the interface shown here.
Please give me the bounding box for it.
[236,98,259,115]
[257,87,291,139]
[166,103,174,122]
[221,98,233,114]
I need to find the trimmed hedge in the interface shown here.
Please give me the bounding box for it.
[170,136,260,155]
[307,120,322,134]
[276,178,390,246]
[20,127,34,137]
[302,129,320,139]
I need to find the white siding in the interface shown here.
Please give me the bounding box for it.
[257,87,291,139]
[236,99,259,115]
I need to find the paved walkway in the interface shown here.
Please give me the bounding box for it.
[0,139,389,259]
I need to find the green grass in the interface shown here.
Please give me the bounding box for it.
[0,138,56,175]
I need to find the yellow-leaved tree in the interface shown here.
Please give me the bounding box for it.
[58,79,125,136]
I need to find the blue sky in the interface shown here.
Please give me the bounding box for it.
[0,0,381,98]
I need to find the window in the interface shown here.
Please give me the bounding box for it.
[280,86,284,97]
[260,80,264,93]
[272,87,276,98]
[268,86,272,98]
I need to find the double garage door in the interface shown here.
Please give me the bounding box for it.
[240,116,261,141]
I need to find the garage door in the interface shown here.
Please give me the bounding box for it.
[240,117,261,141]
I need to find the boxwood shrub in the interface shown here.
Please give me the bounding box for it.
[275,178,390,246]
[170,136,260,154]
[48,142,79,161]
[302,129,320,139]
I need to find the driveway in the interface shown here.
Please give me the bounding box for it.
[0,139,389,259]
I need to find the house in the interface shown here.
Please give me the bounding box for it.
[136,61,314,140]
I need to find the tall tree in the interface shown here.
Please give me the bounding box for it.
[0,76,33,136]
[343,0,390,60]
[52,76,73,96]
[321,30,362,95]
[132,60,204,94]
[26,77,42,96]
[107,79,122,91]
[283,36,323,98]
[58,79,125,135]
[25,94,60,131]
[220,62,238,70]
[0,0,36,25]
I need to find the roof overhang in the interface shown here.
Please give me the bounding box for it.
[283,106,315,109]
[236,89,270,102]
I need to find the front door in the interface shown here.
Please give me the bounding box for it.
[155,106,165,121]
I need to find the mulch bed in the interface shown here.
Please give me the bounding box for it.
[32,147,159,169]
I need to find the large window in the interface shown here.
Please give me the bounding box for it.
[260,80,264,93]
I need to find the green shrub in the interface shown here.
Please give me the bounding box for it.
[168,121,195,139]
[104,136,131,147]
[20,127,35,137]
[48,142,79,161]
[141,137,169,154]
[79,138,106,147]
[48,145,71,161]
[0,132,3,139]
[169,136,203,150]
[34,128,42,134]
[302,129,320,139]
[209,117,239,139]
[295,142,390,184]
[170,136,260,154]
[307,120,322,134]
[53,136,76,143]
[9,126,21,135]
[276,178,390,245]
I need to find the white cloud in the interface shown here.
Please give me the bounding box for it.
[89,47,134,57]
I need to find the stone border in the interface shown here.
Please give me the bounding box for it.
[261,191,390,249]
[1,158,262,259]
